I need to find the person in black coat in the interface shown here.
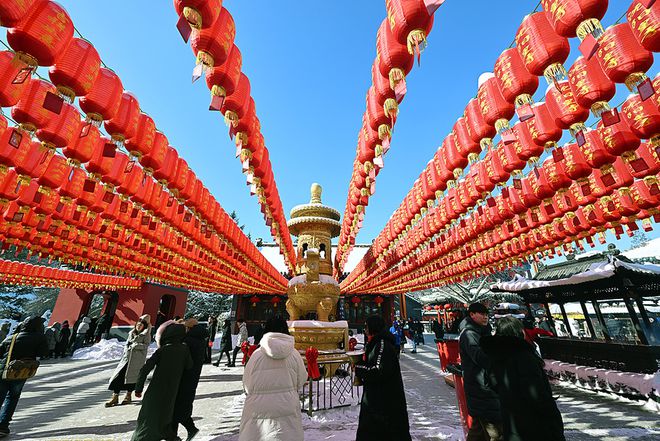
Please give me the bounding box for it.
[0,316,48,437]
[355,315,411,441]
[213,320,232,367]
[173,320,208,440]
[55,321,71,358]
[205,316,217,364]
[459,303,502,441]
[481,317,565,441]
[432,318,445,340]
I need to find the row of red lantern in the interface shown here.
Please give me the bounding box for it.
[0,258,142,290]
[0,119,286,294]
[0,1,288,290]
[368,16,656,265]
[0,102,286,294]
[345,162,660,293]
[343,142,660,292]
[335,0,442,274]
[341,2,658,290]
[170,0,296,271]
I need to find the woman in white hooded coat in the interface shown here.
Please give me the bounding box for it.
[239,317,307,441]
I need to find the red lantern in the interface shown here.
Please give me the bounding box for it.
[205,44,242,111]
[86,138,116,179]
[596,23,654,92]
[350,296,361,307]
[221,73,250,127]
[374,296,384,307]
[567,55,616,118]
[545,80,589,134]
[11,78,56,132]
[190,7,234,73]
[0,0,44,28]
[465,98,496,151]
[515,12,570,83]
[79,67,123,123]
[527,102,562,151]
[104,92,140,143]
[385,0,435,58]
[376,19,414,97]
[6,1,73,67]
[627,0,660,53]
[36,100,81,149]
[477,72,515,134]
[48,38,101,100]
[173,0,222,30]
[0,51,30,108]
[541,0,608,38]
[563,142,591,181]
[249,295,259,307]
[597,114,640,156]
[580,129,615,169]
[139,131,169,173]
[512,120,543,163]
[621,91,660,143]
[494,47,539,113]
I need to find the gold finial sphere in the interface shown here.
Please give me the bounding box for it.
[310,183,322,204]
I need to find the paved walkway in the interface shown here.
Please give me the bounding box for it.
[5,338,659,440]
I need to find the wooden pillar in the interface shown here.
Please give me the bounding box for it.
[399,293,407,320]
[543,303,555,332]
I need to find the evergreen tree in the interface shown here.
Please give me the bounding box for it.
[0,285,34,320]
[185,290,233,319]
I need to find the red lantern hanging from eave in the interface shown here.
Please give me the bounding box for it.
[477,72,515,134]
[494,47,539,115]
[104,92,140,143]
[627,0,660,53]
[567,54,616,118]
[621,92,660,145]
[79,67,123,123]
[385,0,435,59]
[190,6,235,77]
[376,19,414,98]
[0,51,30,108]
[205,44,242,111]
[6,1,73,67]
[48,38,101,100]
[596,23,654,93]
[515,12,571,84]
[541,0,608,39]
[11,78,56,132]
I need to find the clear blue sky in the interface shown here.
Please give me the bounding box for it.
[12,1,658,255]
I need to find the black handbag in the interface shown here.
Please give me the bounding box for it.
[2,335,39,381]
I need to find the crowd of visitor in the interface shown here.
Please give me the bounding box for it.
[0,304,568,441]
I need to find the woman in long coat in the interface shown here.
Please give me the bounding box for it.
[131,321,192,441]
[355,315,411,441]
[481,317,565,441]
[172,320,208,439]
[106,315,152,407]
[213,320,233,367]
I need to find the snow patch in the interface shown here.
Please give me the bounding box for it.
[71,338,157,361]
[289,320,348,329]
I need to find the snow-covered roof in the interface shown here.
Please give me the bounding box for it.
[622,237,660,261]
[492,257,660,293]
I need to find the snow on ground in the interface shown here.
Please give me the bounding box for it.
[71,338,157,361]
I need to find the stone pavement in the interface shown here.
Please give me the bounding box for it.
[5,337,659,440]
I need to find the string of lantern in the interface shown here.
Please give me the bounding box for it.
[0,258,142,290]
[334,0,445,276]
[172,0,296,273]
[0,0,287,293]
[342,0,659,294]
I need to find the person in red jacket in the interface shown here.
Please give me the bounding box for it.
[522,317,553,346]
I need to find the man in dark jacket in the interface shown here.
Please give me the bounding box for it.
[432,318,445,340]
[459,303,502,441]
[0,316,48,437]
[173,320,208,440]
